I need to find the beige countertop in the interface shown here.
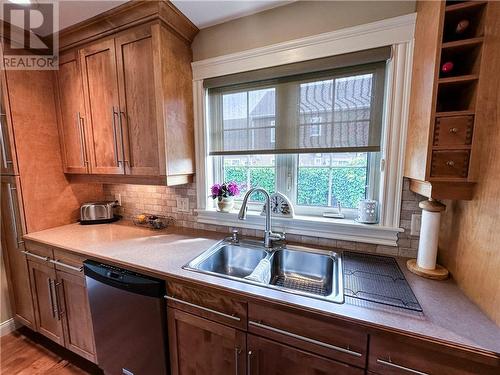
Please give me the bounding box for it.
[24,221,500,356]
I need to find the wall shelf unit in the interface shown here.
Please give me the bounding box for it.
[404,0,494,200]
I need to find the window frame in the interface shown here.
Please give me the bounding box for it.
[192,13,416,246]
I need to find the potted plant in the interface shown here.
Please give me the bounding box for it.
[210,182,240,213]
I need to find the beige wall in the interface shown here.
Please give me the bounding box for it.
[438,2,500,325]
[192,1,416,61]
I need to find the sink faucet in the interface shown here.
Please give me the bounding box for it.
[238,188,285,248]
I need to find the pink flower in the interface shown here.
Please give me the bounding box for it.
[227,181,240,197]
[211,184,221,198]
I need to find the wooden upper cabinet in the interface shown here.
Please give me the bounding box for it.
[79,38,124,175]
[405,1,496,200]
[0,67,18,176]
[115,26,161,176]
[54,2,198,185]
[55,51,89,174]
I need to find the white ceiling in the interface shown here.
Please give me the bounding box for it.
[58,1,129,31]
[171,0,293,29]
[5,0,293,34]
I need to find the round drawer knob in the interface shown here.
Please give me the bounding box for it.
[446,160,455,167]
[449,127,458,134]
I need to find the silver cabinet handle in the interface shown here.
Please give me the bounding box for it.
[118,110,129,166]
[76,112,88,166]
[234,347,241,375]
[22,250,50,262]
[47,278,57,319]
[247,350,253,375]
[50,259,83,272]
[376,359,428,375]
[54,281,63,320]
[7,184,23,247]
[111,107,120,167]
[165,295,241,322]
[249,321,362,358]
[0,116,8,169]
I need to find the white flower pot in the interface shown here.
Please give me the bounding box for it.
[217,197,234,213]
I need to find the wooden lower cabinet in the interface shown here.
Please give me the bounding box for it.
[28,260,65,345]
[24,243,97,363]
[168,307,246,375]
[247,334,364,375]
[57,270,96,362]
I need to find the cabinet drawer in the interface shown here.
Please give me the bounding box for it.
[166,282,247,329]
[53,249,85,276]
[24,241,54,263]
[430,150,470,178]
[248,303,367,368]
[369,334,499,375]
[433,116,473,146]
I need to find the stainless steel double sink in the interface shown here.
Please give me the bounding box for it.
[183,239,344,304]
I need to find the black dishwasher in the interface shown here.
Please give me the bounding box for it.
[84,260,169,375]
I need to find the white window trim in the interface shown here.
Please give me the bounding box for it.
[192,13,416,246]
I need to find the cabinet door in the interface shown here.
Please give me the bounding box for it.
[115,26,161,176]
[0,177,34,328]
[79,38,124,175]
[28,260,64,345]
[0,68,18,176]
[247,334,364,375]
[56,270,96,363]
[168,307,246,375]
[55,50,89,174]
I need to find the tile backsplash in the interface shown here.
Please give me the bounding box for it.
[103,178,424,258]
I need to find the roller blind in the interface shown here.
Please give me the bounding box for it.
[207,47,389,156]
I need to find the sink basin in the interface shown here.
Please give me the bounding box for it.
[194,244,267,278]
[183,240,344,304]
[270,249,338,297]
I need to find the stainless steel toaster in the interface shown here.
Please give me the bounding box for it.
[80,201,117,222]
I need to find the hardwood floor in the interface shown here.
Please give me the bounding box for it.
[0,327,102,375]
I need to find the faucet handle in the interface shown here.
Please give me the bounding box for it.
[231,228,239,243]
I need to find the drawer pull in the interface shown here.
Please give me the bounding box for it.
[445,160,455,167]
[377,358,428,375]
[50,259,83,272]
[448,127,458,134]
[165,295,241,322]
[249,320,362,358]
[22,250,49,262]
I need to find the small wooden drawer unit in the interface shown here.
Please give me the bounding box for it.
[248,302,368,368]
[430,150,470,178]
[166,282,247,330]
[433,115,474,146]
[368,334,499,375]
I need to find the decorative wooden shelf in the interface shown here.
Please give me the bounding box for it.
[438,74,479,84]
[442,36,484,49]
[435,110,475,117]
[445,1,487,13]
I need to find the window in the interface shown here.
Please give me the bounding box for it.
[207,49,388,218]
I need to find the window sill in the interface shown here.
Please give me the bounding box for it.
[196,209,403,246]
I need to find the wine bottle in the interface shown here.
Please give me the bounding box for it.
[455,19,470,35]
[441,61,454,75]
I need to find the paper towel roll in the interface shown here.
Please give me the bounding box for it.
[417,209,441,270]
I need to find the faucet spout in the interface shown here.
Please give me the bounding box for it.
[237,188,284,248]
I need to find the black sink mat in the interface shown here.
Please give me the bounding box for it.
[343,252,422,312]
